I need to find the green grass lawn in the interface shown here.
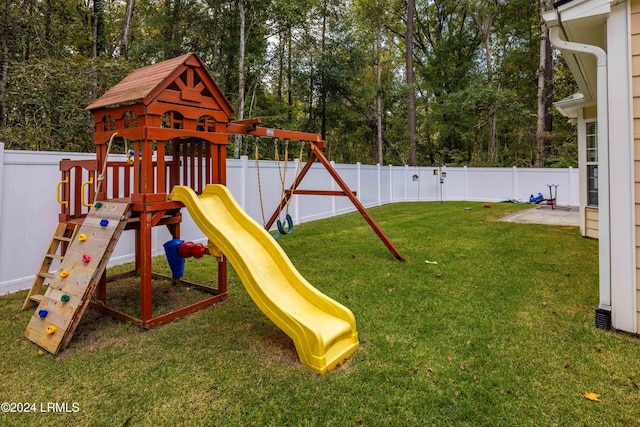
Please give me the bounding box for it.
[2,201,638,426]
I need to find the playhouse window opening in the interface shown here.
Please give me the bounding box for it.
[102,115,116,132]
[161,111,184,129]
[123,111,137,129]
[197,115,216,132]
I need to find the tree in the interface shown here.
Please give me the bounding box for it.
[468,0,499,164]
[414,0,480,163]
[233,0,246,158]
[0,0,12,127]
[406,0,417,166]
[93,0,107,58]
[118,0,136,58]
[376,0,383,164]
[0,0,578,168]
[537,0,554,167]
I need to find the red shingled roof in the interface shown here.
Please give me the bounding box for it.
[85,53,233,115]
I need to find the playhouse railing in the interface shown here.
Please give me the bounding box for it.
[58,140,218,221]
[58,159,97,222]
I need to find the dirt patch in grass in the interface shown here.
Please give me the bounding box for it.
[260,329,299,366]
[100,273,222,318]
[58,273,224,355]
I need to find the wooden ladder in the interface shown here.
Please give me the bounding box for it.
[21,223,77,311]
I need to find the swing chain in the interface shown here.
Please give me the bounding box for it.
[255,138,268,228]
[289,141,305,205]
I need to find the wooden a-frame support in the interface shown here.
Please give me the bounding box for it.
[228,118,404,261]
[265,142,405,262]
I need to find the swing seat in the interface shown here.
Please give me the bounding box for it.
[267,214,293,240]
[276,214,294,235]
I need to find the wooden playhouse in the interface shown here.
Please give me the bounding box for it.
[21,53,402,358]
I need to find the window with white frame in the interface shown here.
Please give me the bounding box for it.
[586,120,598,206]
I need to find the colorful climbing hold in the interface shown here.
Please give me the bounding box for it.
[78,233,88,241]
[94,201,103,208]
[100,219,109,227]
[60,294,70,303]
[82,254,91,263]
[45,325,57,335]
[59,269,70,278]
[38,309,48,318]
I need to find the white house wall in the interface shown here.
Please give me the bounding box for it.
[608,0,637,333]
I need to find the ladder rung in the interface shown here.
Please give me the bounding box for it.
[38,272,55,280]
[45,253,64,260]
[54,236,72,243]
[29,294,44,303]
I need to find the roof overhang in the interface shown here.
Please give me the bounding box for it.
[543,0,610,113]
[553,92,586,119]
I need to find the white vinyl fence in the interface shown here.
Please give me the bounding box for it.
[0,143,579,295]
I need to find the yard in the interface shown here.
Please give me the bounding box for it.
[1,201,638,426]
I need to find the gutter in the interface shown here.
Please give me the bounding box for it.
[553,0,575,7]
[545,12,612,316]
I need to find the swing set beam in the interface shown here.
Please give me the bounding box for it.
[229,119,326,147]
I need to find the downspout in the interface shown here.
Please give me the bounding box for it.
[547,21,611,316]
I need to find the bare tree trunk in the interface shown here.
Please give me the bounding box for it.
[376,0,383,165]
[406,0,417,166]
[44,0,52,57]
[470,1,498,164]
[308,55,315,132]
[119,0,135,58]
[321,1,327,141]
[485,34,496,163]
[287,27,292,124]
[278,31,284,99]
[0,0,10,127]
[233,0,246,158]
[92,0,106,58]
[536,0,553,167]
[486,30,496,165]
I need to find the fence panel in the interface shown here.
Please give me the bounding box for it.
[515,167,576,205]
[0,149,580,295]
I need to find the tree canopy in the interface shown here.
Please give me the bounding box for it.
[0,0,578,167]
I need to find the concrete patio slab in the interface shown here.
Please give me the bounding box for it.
[500,206,579,226]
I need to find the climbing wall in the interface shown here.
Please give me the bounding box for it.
[24,202,131,354]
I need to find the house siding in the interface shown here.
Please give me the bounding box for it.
[632,0,640,333]
[583,106,597,119]
[585,206,599,239]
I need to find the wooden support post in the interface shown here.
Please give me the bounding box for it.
[310,144,404,261]
[96,272,107,303]
[218,255,227,295]
[139,211,153,321]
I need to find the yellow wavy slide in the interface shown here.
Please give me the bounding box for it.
[170,184,359,374]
